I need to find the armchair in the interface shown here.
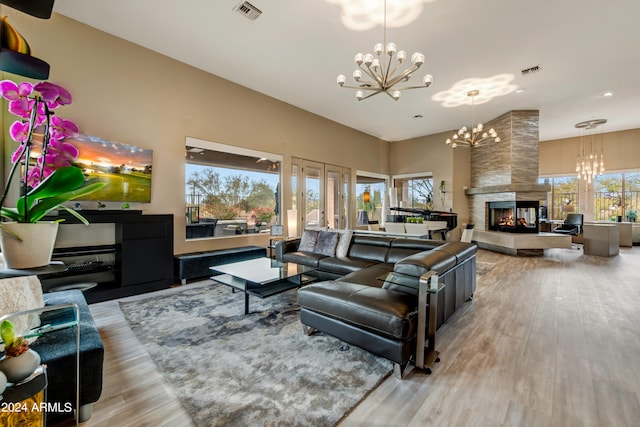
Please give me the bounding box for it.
[552,213,584,236]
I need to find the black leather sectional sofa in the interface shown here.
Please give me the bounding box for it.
[276,232,476,376]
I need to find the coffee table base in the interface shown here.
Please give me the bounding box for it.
[211,274,314,314]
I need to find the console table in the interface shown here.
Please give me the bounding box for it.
[583,224,619,256]
[41,211,174,302]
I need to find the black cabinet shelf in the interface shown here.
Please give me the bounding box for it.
[41,213,174,302]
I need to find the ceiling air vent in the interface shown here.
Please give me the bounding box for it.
[233,1,262,20]
[521,65,541,76]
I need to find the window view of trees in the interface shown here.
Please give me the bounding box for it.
[540,171,639,222]
[544,176,579,220]
[187,170,276,221]
[185,146,280,238]
[393,176,434,211]
[594,172,640,221]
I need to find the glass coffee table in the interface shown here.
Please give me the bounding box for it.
[210,257,316,314]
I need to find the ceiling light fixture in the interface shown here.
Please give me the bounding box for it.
[445,90,501,148]
[336,0,433,101]
[575,118,607,183]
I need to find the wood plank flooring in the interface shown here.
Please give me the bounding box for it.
[60,247,640,426]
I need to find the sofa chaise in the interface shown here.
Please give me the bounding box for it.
[276,231,476,376]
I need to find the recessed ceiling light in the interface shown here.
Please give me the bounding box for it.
[603,91,614,97]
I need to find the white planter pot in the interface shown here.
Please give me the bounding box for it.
[0,349,41,383]
[0,221,59,269]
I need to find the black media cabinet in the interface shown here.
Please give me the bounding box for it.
[41,211,174,303]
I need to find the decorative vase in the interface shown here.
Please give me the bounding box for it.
[0,221,59,269]
[0,349,41,383]
[0,370,6,394]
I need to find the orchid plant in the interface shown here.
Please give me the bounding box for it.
[0,320,29,357]
[0,80,105,226]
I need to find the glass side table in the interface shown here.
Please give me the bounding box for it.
[1,304,81,426]
[379,270,444,374]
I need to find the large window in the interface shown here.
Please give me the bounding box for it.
[539,176,579,220]
[594,172,640,221]
[185,139,281,239]
[392,174,434,211]
[540,171,640,222]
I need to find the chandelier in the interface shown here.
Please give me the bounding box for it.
[445,90,500,148]
[575,118,607,183]
[336,0,433,101]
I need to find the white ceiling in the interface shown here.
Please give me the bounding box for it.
[53,0,640,142]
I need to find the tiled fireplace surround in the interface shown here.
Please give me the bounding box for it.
[464,110,549,233]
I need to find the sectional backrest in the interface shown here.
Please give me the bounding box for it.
[347,235,394,262]
[386,238,444,263]
[347,235,445,264]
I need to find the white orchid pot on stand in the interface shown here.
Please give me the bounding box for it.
[0,221,59,269]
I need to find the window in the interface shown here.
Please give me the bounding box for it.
[594,172,640,221]
[185,139,281,239]
[624,172,640,222]
[539,176,579,220]
[356,173,387,225]
[392,174,434,211]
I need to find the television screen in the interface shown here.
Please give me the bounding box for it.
[68,133,153,203]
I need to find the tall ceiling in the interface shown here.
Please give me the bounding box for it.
[52,0,640,142]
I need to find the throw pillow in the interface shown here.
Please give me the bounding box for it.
[0,275,44,350]
[298,229,319,252]
[335,230,353,258]
[314,230,340,257]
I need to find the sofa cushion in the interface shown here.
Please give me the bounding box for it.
[393,250,457,278]
[318,256,377,275]
[298,229,319,252]
[348,235,393,263]
[335,230,353,258]
[338,263,394,287]
[282,251,326,268]
[297,281,418,341]
[314,230,339,256]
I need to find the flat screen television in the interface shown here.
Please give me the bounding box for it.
[66,133,153,203]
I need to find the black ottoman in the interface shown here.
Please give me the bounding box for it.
[31,290,104,423]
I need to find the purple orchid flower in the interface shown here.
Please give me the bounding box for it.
[0,80,33,101]
[44,139,80,167]
[33,81,72,109]
[9,121,31,142]
[8,99,46,125]
[26,160,56,188]
[49,116,79,140]
[10,144,28,164]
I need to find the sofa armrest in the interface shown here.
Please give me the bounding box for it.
[275,238,301,261]
[416,270,438,370]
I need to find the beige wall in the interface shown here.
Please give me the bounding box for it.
[4,13,388,255]
[540,128,640,176]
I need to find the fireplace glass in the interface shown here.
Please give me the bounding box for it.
[488,201,539,233]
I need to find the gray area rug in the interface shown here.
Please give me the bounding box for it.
[119,283,391,426]
[476,261,496,277]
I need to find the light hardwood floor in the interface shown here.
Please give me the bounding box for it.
[63,247,640,427]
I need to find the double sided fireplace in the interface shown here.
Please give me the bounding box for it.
[488,201,539,233]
